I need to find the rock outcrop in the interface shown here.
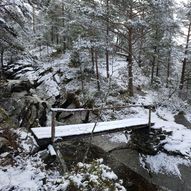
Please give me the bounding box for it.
[130,128,172,155]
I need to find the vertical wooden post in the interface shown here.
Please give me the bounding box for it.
[51,111,56,144]
[148,106,151,131]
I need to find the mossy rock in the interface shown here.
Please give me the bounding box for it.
[0,107,15,129]
[0,82,11,98]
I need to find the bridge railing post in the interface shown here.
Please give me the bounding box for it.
[51,111,56,144]
[148,106,151,131]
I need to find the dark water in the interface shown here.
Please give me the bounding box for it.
[56,140,160,191]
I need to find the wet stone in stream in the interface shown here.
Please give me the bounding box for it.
[55,141,106,168]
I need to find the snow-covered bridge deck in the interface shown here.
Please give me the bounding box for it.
[31,106,154,143]
[31,118,154,140]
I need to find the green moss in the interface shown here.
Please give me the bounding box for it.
[0,107,15,129]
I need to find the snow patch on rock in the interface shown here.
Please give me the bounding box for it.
[140,152,191,178]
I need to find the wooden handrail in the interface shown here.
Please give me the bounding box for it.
[51,104,153,112]
[50,104,153,143]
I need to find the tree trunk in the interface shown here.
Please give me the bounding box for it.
[151,46,157,85]
[138,7,145,67]
[105,0,109,78]
[180,58,187,90]
[80,65,85,100]
[106,50,109,78]
[91,47,95,71]
[51,26,54,44]
[128,28,134,97]
[166,48,172,88]
[151,28,160,85]
[0,49,4,80]
[62,0,66,52]
[95,50,100,91]
[138,39,143,67]
[127,3,134,97]
[179,22,191,90]
[56,29,59,44]
[156,49,159,77]
[32,4,35,33]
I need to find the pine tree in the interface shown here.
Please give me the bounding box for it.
[109,0,148,96]
[179,2,191,92]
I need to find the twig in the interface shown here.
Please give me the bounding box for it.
[82,122,97,163]
[52,146,68,174]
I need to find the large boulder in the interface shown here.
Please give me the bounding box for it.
[174,111,191,129]
[0,80,11,98]
[8,80,34,93]
[0,128,19,156]
[0,93,48,130]
[18,96,48,129]
[0,137,10,154]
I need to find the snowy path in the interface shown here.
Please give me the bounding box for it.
[31,118,153,139]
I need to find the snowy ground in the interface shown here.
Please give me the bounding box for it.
[0,130,126,191]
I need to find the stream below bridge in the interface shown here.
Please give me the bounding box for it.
[48,130,191,191]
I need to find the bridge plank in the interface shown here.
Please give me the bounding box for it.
[31,118,154,140]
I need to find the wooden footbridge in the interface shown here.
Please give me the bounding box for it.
[31,105,154,144]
